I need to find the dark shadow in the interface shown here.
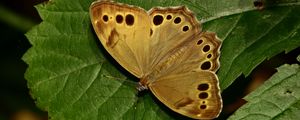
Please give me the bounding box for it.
[218,47,300,119]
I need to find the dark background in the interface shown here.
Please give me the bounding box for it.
[0,0,299,120]
[0,0,47,120]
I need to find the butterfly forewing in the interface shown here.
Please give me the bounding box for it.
[147,7,201,72]
[90,1,152,77]
[146,32,221,79]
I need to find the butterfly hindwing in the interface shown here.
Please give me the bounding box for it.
[149,70,222,119]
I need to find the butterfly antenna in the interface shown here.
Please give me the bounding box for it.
[102,74,140,90]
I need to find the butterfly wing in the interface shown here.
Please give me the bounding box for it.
[90,1,151,77]
[149,70,222,119]
[144,6,221,78]
[147,6,201,71]
[147,32,222,119]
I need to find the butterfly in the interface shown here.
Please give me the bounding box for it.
[89,0,222,119]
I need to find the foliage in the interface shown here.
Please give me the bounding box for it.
[23,0,300,119]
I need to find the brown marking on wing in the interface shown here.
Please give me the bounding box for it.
[175,97,203,116]
[148,6,201,32]
[107,28,119,48]
[174,97,194,109]
[187,108,201,115]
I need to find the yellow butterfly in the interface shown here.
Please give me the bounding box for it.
[90,0,222,119]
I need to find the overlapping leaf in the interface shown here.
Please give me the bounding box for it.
[23,0,300,119]
[228,56,300,120]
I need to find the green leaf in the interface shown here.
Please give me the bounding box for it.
[228,62,300,120]
[204,5,300,90]
[23,0,300,119]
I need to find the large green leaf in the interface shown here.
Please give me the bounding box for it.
[206,6,300,90]
[23,0,300,119]
[228,56,300,120]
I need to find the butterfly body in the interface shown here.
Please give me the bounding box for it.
[90,1,222,119]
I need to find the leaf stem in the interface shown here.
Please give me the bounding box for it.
[0,5,37,32]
